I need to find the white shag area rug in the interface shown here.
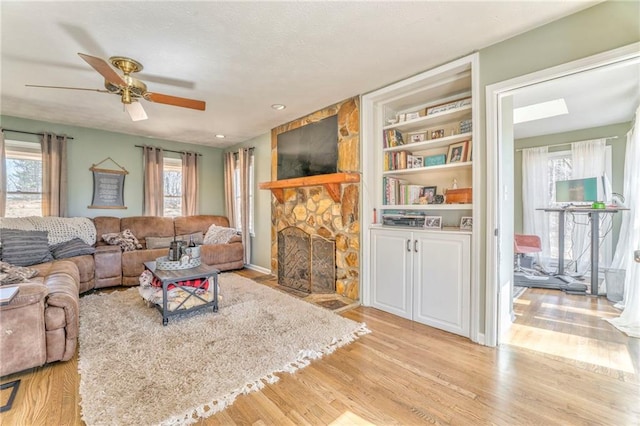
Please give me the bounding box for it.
[78,273,369,426]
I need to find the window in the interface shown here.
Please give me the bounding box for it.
[545,147,613,266]
[233,153,255,235]
[163,157,182,217]
[4,140,42,217]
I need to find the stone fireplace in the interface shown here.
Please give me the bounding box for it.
[260,97,360,300]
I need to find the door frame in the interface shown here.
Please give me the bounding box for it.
[484,42,640,347]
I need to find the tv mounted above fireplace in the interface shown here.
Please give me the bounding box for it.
[277,115,338,180]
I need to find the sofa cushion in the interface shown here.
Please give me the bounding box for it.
[0,229,54,266]
[145,232,204,249]
[203,225,238,245]
[102,229,142,252]
[50,238,96,259]
[0,261,39,285]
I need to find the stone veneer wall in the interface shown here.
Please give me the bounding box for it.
[269,97,360,300]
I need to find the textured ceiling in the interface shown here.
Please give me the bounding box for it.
[1,1,599,148]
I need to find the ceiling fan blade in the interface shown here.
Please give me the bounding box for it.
[125,101,148,121]
[78,52,127,87]
[26,84,109,93]
[145,92,206,111]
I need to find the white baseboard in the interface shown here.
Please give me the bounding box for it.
[244,263,272,275]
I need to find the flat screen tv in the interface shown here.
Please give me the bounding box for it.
[277,115,338,180]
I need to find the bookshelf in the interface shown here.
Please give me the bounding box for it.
[361,54,479,338]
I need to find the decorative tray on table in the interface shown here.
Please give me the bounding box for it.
[155,256,201,271]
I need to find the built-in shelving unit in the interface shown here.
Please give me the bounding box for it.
[361,53,479,339]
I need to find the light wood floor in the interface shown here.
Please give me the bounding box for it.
[1,276,638,425]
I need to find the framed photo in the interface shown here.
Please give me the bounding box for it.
[430,129,445,140]
[397,113,406,122]
[409,132,427,143]
[447,141,468,163]
[420,186,437,203]
[405,112,420,121]
[424,216,442,229]
[460,216,473,230]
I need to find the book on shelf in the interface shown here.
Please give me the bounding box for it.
[384,151,422,171]
[383,129,404,148]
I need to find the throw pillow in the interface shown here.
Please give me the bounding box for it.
[203,225,238,245]
[0,229,54,267]
[0,261,38,285]
[102,229,142,252]
[50,237,96,259]
[145,232,204,250]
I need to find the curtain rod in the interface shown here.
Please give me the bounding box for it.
[134,145,202,156]
[1,128,74,140]
[516,136,618,152]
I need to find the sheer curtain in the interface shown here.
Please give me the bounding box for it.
[570,139,606,275]
[223,152,236,228]
[607,107,640,338]
[41,133,67,217]
[181,151,199,216]
[0,129,6,217]
[521,146,551,268]
[143,146,164,216]
[238,148,252,265]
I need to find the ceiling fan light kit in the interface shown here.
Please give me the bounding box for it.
[26,53,206,122]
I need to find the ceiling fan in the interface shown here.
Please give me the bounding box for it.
[26,53,206,121]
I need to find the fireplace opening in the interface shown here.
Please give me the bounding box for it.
[277,227,336,293]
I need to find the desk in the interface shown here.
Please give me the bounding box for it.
[539,207,623,296]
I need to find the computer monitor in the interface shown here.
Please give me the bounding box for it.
[555,177,599,203]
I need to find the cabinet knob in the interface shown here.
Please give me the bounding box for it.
[414,239,418,252]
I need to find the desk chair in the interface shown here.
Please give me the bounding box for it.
[514,234,542,272]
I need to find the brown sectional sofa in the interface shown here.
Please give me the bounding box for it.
[0,215,243,377]
[30,215,244,293]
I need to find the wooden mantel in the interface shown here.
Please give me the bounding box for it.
[259,172,360,203]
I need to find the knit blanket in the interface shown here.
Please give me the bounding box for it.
[0,216,96,245]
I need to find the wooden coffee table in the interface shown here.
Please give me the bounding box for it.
[143,261,219,326]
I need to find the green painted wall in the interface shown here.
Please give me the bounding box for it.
[225,133,272,271]
[1,115,225,218]
[514,122,631,243]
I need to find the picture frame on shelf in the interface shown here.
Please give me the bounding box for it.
[468,142,473,161]
[447,140,468,163]
[426,97,472,116]
[405,112,420,121]
[424,216,442,229]
[460,217,473,230]
[397,113,406,122]
[409,132,427,143]
[420,186,437,203]
[430,129,445,140]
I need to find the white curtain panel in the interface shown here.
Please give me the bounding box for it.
[607,106,640,338]
[181,151,199,216]
[570,139,606,275]
[521,146,551,268]
[0,129,6,217]
[143,146,164,216]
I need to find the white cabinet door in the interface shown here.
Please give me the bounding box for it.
[371,229,412,320]
[413,233,470,336]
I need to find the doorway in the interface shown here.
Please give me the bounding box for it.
[485,42,640,350]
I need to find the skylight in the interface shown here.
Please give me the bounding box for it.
[513,98,568,124]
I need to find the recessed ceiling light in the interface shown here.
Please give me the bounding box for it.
[271,104,286,111]
[513,98,568,124]
[215,134,225,139]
